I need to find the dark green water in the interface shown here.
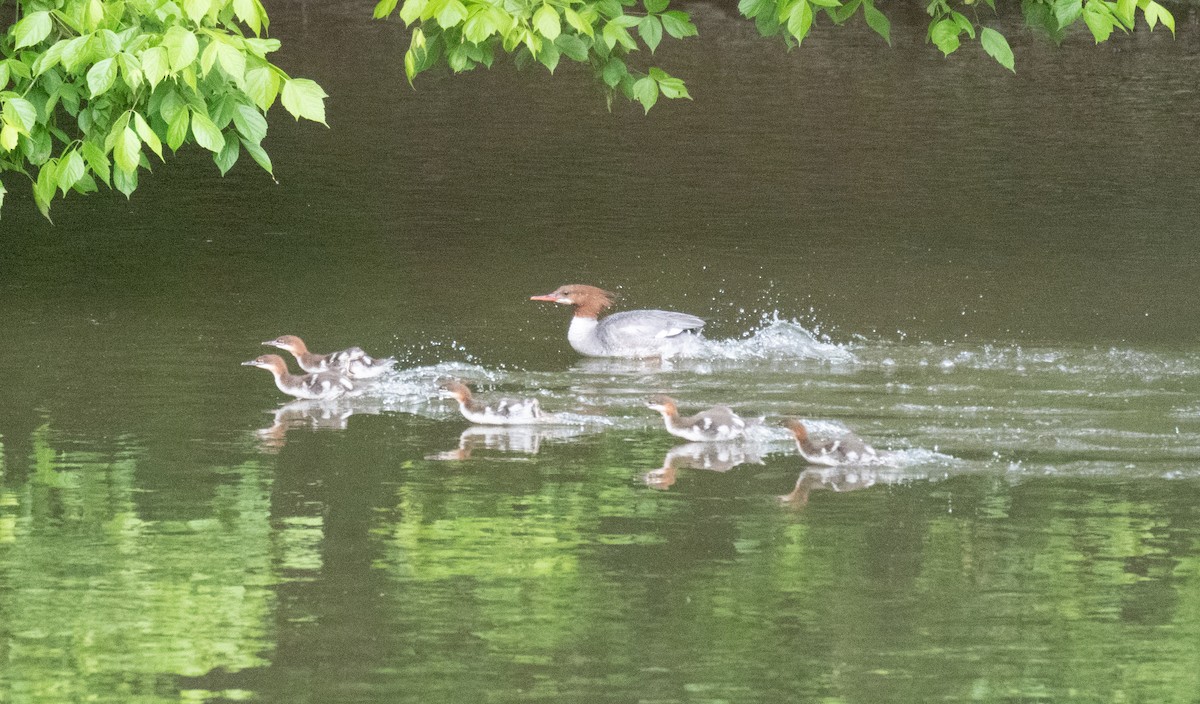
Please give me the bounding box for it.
[3,3,1200,702]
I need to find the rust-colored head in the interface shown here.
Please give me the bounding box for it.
[645,395,678,416]
[242,354,289,374]
[263,335,308,354]
[437,378,473,402]
[783,418,809,442]
[529,284,616,319]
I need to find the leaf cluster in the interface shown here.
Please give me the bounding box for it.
[0,0,328,219]
[375,0,697,113]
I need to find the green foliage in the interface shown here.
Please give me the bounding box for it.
[375,0,696,112]
[0,0,1180,220]
[0,0,327,220]
[379,0,1175,111]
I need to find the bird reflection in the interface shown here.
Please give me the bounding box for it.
[642,442,764,490]
[255,399,380,452]
[426,424,592,461]
[779,466,892,507]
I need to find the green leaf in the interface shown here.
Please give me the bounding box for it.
[1082,6,1114,42]
[87,58,118,97]
[215,133,240,175]
[13,11,53,50]
[232,104,268,144]
[245,66,280,110]
[34,161,57,219]
[555,34,590,62]
[235,0,263,33]
[216,43,247,83]
[240,137,274,176]
[650,69,691,99]
[930,18,961,55]
[645,0,670,12]
[1142,0,1174,34]
[141,47,169,88]
[185,0,211,23]
[399,0,426,24]
[166,109,190,151]
[134,112,163,160]
[57,151,85,194]
[537,41,560,72]
[809,0,841,7]
[833,0,862,22]
[639,16,663,52]
[0,124,18,152]
[564,8,594,36]
[950,11,975,38]
[280,78,328,125]
[601,58,628,87]
[739,0,772,19]
[82,141,111,186]
[633,75,658,113]
[660,10,698,38]
[2,98,38,133]
[436,0,469,28]
[190,112,224,152]
[602,22,637,51]
[787,0,814,42]
[533,4,562,40]
[113,164,137,197]
[980,27,1014,72]
[163,26,200,70]
[862,0,890,44]
[463,11,497,43]
[114,127,141,173]
[374,0,400,18]
[1114,0,1135,26]
[1053,0,1082,28]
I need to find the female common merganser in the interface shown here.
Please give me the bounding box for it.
[530,284,705,358]
[439,379,545,425]
[242,354,354,400]
[784,418,879,466]
[263,335,397,379]
[645,395,747,442]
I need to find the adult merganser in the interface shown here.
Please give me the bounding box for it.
[645,395,747,442]
[242,354,354,400]
[783,418,879,466]
[263,335,397,379]
[530,284,705,358]
[439,379,545,425]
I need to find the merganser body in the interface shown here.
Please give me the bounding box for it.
[439,380,544,426]
[242,354,354,400]
[530,284,705,358]
[645,395,747,442]
[784,418,879,466]
[263,335,397,379]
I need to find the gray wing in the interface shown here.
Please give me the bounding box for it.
[696,406,743,429]
[597,310,705,349]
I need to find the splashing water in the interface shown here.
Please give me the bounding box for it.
[687,315,858,363]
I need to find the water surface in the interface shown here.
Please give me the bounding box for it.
[3,3,1200,702]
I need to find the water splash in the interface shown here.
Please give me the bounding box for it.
[688,315,857,363]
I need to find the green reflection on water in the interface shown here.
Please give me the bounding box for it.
[0,424,276,703]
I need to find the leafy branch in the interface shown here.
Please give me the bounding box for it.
[0,0,328,219]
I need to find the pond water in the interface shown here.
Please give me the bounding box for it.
[3,2,1200,702]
